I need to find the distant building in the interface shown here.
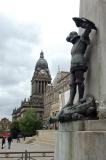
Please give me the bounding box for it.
[0,118,11,131]
[12,51,51,121]
[43,71,70,129]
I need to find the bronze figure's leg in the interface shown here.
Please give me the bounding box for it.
[75,70,84,102]
[69,72,76,106]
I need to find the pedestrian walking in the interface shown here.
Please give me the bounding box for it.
[17,134,20,143]
[7,136,12,149]
[1,136,5,149]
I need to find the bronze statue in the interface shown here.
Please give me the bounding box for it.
[47,18,97,123]
[66,17,97,106]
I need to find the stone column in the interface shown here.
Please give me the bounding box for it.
[40,81,42,94]
[80,0,106,118]
[42,81,44,93]
[39,81,41,94]
[37,81,39,94]
[44,82,46,93]
[45,82,47,90]
[35,81,37,94]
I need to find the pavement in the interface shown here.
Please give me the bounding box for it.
[0,138,55,159]
[0,138,54,152]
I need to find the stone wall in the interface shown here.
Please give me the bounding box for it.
[37,130,56,145]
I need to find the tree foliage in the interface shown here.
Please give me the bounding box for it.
[10,120,20,138]
[19,109,42,137]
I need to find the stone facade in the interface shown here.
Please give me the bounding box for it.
[12,51,51,121]
[0,118,11,131]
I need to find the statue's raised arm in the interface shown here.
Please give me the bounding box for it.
[72,17,97,31]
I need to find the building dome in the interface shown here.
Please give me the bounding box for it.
[35,51,48,70]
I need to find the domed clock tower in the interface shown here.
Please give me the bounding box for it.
[12,51,51,121]
[30,51,51,119]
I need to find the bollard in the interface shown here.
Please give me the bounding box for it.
[25,150,27,160]
[5,153,9,158]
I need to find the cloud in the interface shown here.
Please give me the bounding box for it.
[49,52,70,78]
[0,81,30,119]
[0,15,41,85]
[0,15,41,119]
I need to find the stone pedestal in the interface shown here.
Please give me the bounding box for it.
[54,120,106,160]
[80,0,106,118]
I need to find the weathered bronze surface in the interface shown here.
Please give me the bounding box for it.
[48,17,97,123]
[66,17,97,106]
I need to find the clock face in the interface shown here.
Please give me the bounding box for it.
[40,70,47,75]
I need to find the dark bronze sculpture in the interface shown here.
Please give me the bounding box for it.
[66,17,97,106]
[47,17,97,124]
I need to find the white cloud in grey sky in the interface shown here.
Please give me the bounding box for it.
[0,0,80,119]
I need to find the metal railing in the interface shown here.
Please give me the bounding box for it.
[0,150,54,160]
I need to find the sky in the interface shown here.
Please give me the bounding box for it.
[0,0,80,120]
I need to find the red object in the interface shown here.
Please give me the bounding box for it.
[0,132,11,137]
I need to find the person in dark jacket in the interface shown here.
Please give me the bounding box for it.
[1,136,5,149]
[7,136,12,149]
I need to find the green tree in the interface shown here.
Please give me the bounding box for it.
[10,120,20,138]
[19,109,42,137]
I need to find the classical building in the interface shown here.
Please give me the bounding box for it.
[0,118,11,131]
[12,51,51,121]
[43,71,70,128]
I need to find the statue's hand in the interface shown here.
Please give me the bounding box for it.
[82,23,91,30]
[73,17,97,31]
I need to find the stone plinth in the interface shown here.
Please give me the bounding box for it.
[36,130,56,145]
[54,120,106,160]
[80,0,106,118]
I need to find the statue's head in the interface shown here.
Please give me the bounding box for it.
[69,31,78,37]
[66,31,79,44]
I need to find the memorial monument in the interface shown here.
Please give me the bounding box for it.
[54,0,106,160]
[58,17,97,122]
[49,17,97,123]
